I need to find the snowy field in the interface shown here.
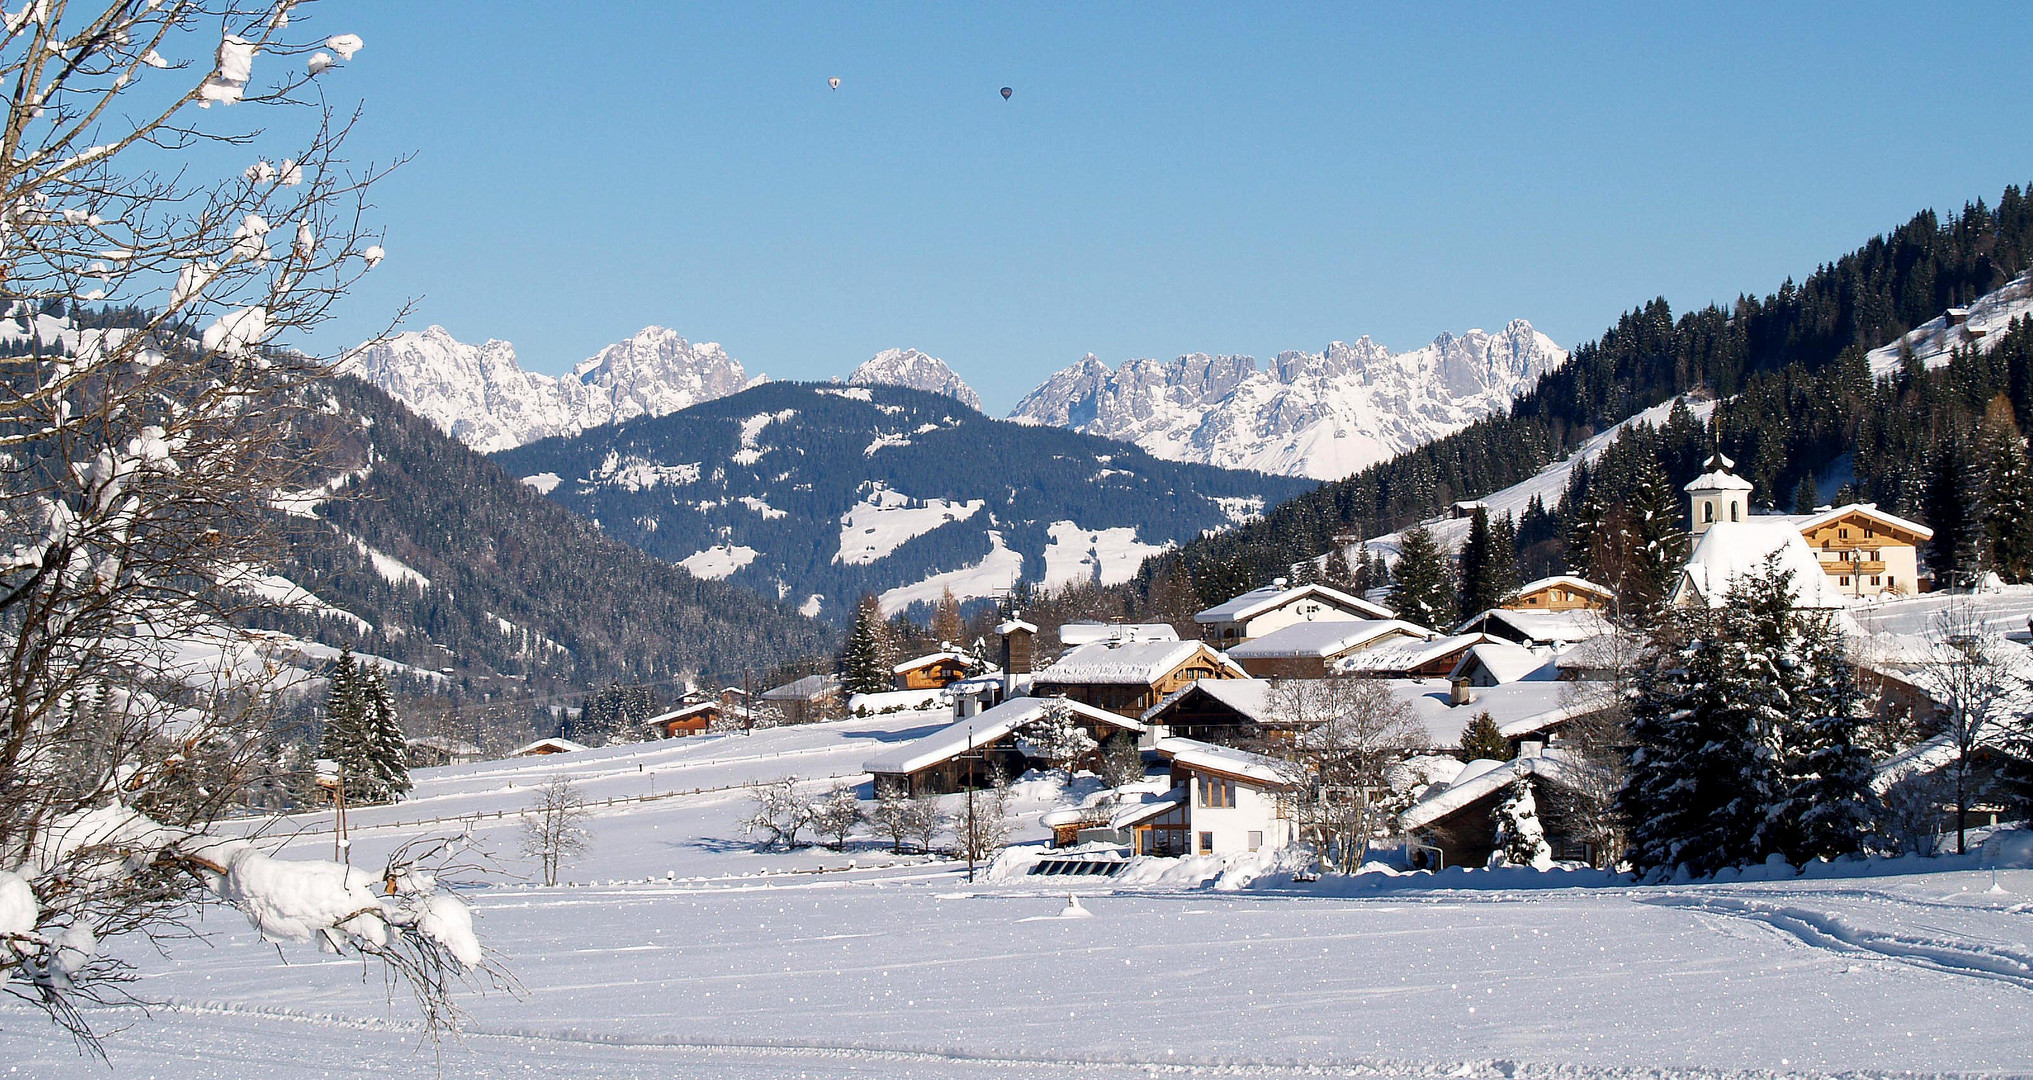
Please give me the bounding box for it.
[10,718,2033,1079]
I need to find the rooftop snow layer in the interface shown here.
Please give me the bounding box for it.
[1194,582,1395,624]
[863,695,1141,776]
[1153,736,1294,786]
[1677,521,1849,609]
[1225,618,1435,659]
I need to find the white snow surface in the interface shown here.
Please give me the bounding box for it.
[346,325,759,454]
[1040,521,1172,587]
[876,530,1024,613]
[678,543,759,580]
[1010,320,1566,480]
[845,347,983,410]
[1866,271,2033,376]
[12,711,2033,1078]
[834,483,985,565]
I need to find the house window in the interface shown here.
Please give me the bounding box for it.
[1865,528,1876,539]
[1198,831,1214,855]
[1840,576,1850,586]
[1730,504,1740,522]
[1248,830,1264,851]
[1703,502,1714,523]
[1197,775,1235,808]
[1840,528,1849,539]
[1871,575,1882,586]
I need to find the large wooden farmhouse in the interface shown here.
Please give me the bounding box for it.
[1193,582,1396,646]
[1502,575,1614,612]
[1786,503,1931,600]
[862,696,1143,796]
[1030,639,1243,718]
[1223,619,1436,679]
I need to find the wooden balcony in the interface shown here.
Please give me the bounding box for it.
[1821,560,1885,575]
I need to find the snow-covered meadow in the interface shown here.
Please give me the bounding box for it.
[9,717,2033,1079]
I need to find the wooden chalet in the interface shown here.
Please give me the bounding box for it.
[1398,755,1598,869]
[1031,638,1244,718]
[759,674,844,725]
[1503,575,1613,612]
[891,651,978,691]
[509,737,587,757]
[863,696,1145,796]
[1789,503,1931,600]
[404,735,481,767]
[1193,581,1397,646]
[1335,633,1495,679]
[645,701,720,738]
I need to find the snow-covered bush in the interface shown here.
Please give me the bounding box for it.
[742,777,816,850]
[1017,700,1097,778]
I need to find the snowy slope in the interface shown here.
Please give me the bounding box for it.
[14,713,2033,1078]
[1866,271,2033,376]
[1360,396,1719,561]
[498,382,1308,618]
[347,325,759,453]
[1011,320,1567,481]
[846,347,983,410]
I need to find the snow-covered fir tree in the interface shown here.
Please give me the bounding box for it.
[1490,777,1552,869]
[360,665,411,803]
[1018,700,1097,778]
[1770,614,1878,863]
[1389,524,1453,631]
[840,594,896,697]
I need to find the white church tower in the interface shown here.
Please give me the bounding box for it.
[1684,453,1753,536]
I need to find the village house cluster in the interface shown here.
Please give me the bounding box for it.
[616,457,2024,875]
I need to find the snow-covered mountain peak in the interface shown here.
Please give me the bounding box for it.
[350,325,758,453]
[1008,319,1566,481]
[846,348,983,411]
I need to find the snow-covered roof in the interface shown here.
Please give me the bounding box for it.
[863,696,1141,776]
[509,737,587,756]
[1058,622,1179,646]
[892,651,969,674]
[996,617,1038,636]
[1035,640,1238,686]
[1399,754,1585,831]
[1871,734,1959,795]
[761,674,843,701]
[1514,575,1615,600]
[1193,582,1394,624]
[1391,677,1573,747]
[645,701,718,725]
[406,734,480,755]
[1498,697,1611,739]
[1225,618,1434,660]
[1334,633,1492,675]
[1790,502,1933,541]
[1459,607,1613,646]
[1153,736,1295,787]
[1684,468,1754,493]
[1449,642,1554,685]
[1675,521,1849,609]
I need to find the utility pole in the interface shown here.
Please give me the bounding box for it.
[960,725,980,883]
[333,762,349,866]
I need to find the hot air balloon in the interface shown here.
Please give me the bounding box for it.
[1000,86,1012,100]
[828,77,841,90]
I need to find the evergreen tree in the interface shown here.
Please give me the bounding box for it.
[317,648,369,801]
[839,594,894,696]
[1321,546,1356,591]
[1456,507,1496,620]
[1491,778,1551,869]
[1388,525,1454,631]
[1977,395,2033,582]
[1791,475,1821,514]
[1771,614,1878,863]
[1925,437,1984,587]
[1457,712,1509,762]
[360,665,411,802]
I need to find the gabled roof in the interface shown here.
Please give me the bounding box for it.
[1459,607,1614,645]
[1059,622,1179,646]
[1141,677,1278,725]
[1676,521,1849,609]
[1449,642,1554,685]
[509,737,586,756]
[1399,754,1585,831]
[1334,633,1493,675]
[1034,639,1240,686]
[1224,618,1434,660]
[863,695,1142,776]
[761,674,843,701]
[1790,502,1934,541]
[1153,736,1295,787]
[996,617,1038,635]
[1498,698,1611,739]
[1514,575,1616,600]
[1193,582,1395,625]
[892,651,970,674]
[645,701,718,725]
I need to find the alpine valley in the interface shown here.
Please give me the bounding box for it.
[492,382,1311,620]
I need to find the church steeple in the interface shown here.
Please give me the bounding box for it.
[1684,452,1753,536]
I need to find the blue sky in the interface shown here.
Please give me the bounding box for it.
[312,2,2033,411]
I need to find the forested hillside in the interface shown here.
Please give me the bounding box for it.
[255,375,835,691]
[1151,185,2033,603]
[494,382,1310,620]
